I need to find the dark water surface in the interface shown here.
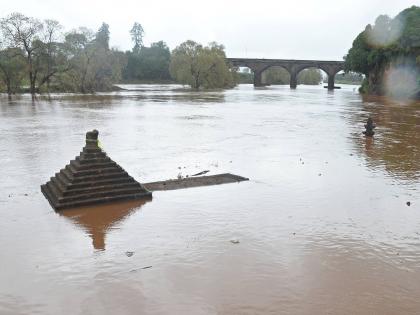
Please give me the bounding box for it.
[0,84,419,314]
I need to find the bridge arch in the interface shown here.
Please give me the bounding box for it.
[260,65,291,85]
[292,63,344,89]
[227,58,345,90]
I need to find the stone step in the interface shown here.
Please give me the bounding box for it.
[70,159,116,170]
[78,152,107,160]
[82,147,102,154]
[62,182,142,197]
[58,187,151,203]
[51,176,66,191]
[66,170,129,184]
[64,176,137,190]
[54,191,152,210]
[46,181,64,198]
[55,172,72,186]
[60,168,75,182]
[41,184,59,206]
[65,164,123,177]
[75,156,111,165]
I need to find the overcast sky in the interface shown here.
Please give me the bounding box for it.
[1,0,418,60]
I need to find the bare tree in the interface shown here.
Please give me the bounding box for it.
[39,19,63,92]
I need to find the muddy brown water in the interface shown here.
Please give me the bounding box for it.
[0,84,419,314]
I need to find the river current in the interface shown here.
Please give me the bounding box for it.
[0,84,419,314]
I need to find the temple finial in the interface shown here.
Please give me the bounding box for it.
[86,129,99,147]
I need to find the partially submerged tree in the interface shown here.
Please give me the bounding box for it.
[344,5,420,98]
[170,40,235,89]
[0,12,43,95]
[60,27,125,92]
[0,47,25,95]
[36,19,67,93]
[123,40,171,82]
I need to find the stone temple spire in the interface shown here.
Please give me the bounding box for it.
[41,130,152,210]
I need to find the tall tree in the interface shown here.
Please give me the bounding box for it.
[0,12,43,96]
[61,26,124,93]
[170,40,235,89]
[95,22,110,50]
[123,40,171,82]
[37,19,65,92]
[345,5,420,97]
[130,22,144,53]
[0,47,25,95]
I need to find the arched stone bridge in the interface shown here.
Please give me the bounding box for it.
[227,58,345,90]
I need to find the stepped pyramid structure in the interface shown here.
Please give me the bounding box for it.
[41,130,152,210]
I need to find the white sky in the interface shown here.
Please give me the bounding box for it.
[1,0,418,60]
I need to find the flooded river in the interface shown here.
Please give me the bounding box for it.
[1,84,419,314]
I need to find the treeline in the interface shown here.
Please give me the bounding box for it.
[344,5,419,99]
[0,12,235,95]
[0,13,127,95]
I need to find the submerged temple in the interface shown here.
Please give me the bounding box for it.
[41,130,152,210]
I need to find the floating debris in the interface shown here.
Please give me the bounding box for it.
[130,265,153,272]
[126,251,134,257]
[192,170,210,176]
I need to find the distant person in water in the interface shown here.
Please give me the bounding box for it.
[363,117,376,137]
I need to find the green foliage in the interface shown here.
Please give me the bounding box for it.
[96,22,110,50]
[0,13,127,94]
[0,13,238,94]
[130,22,144,53]
[262,67,321,85]
[264,67,290,85]
[58,28,126,92]
[123,41,171,82]
[235,71,253,84]
[0,12,44,94]
[297,68,322,85]
[170,40,235,89]
[0,47,25,94]
[344,6,420,97]
[334,72,364,84]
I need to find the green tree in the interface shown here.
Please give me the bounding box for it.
[60,27,120,92]
[0,12,43,96]
[170,40,235,89]
[96,22,110,50]
[123,40,171,82]
[264,67,290,85]
[36,19,69,93]
[0,47,25,95]
[130,22,144,53]
[298,68,322,85]
[344,6,420,98]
